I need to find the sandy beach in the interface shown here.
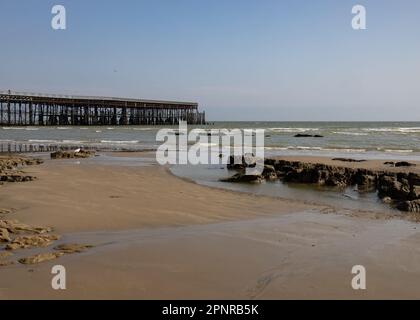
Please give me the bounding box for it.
[0,152,420,299]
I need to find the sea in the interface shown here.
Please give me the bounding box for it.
[1,121,420,160]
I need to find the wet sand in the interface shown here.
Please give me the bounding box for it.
[1,153,420,299]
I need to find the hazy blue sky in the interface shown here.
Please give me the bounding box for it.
[1,0,419,121]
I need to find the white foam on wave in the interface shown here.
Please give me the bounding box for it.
[2,127,25,130]
[333,131,368,136]
[269,128,319,133]
[62,140,86,144]
[362,127,420,134]
[100,140,140,144]
[132,128,154,131]
[383,149,414,153]
[28,139,62,143]
[265,146,367,152]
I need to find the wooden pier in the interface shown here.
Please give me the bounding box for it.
[0,91,205,126]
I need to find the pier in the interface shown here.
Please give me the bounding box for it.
[0,91,206,126]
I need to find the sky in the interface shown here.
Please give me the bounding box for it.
[0,0,419,121]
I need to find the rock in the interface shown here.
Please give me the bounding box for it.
[19,252,64,265]
[0,174,35,183]
[408,173,420,186]
[242,157,420,210]
[6,234,61,250]
[355,174,377,186]
[227,154,256,170]
[294,134,324,138]
[333,158,366,163]
[411,186,420,199]
[0,251,12,259]
[325,175,347,188]
[262,165,277,180]
[0,208,14,215]
[397,200,420,213]
[0,157,42,185]
[54,243,93,254]
[395,161,416,167]
[378,175,411,200]
[51,150,95,160]
[384,162,395,166]
[0,260,14,267]
[0,220,53,235]
[382,197,393,204]
[221,173,263,183]
[0,228,11,242]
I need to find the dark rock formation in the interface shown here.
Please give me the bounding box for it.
[397,200,420,213]
[51,150,95,160]
[221,173,263,183]
[395,161,416,167]
[223,157,420,212]
[332,158,366,163]
[262,165,277,180]
[294,134,324,138]
[0,156,41,183]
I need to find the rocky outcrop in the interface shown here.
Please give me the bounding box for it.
[222,157,420,213]
[19,252,64,265]
[0,157,43,171]
[262,165,277,180]
[0,219,52,234]
[221,173,263,183]
[54,243,93,254]
[0,208,14,215]
[397,200,420,213]
[294,134,324,138]
[0,218,63,266]
[0,156,42,184]
[51,150,95,160]
[0,228,11,243]
[333,158,366,163]
[5,234,60,250]
[385,161,417,167]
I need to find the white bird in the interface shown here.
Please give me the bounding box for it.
[74,148,81,153]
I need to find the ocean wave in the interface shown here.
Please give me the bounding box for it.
[2,127,26,130]
[62,140,87,144]
[269,127,319,133]
[28,139,62,143]
[362,127,420,134]
[100,140,140,144]
[265,146,367,152]
[383,149,414,153]
[332,131,368,136]
[132,128,154,131]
